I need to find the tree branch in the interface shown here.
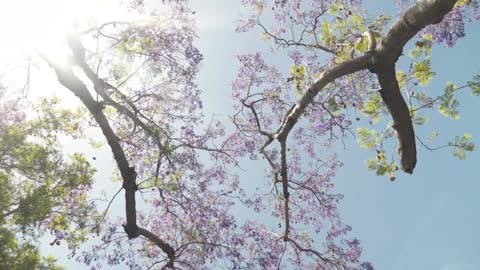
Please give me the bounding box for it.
[276,54,370,142]
[367,0,458,173]
[40,52,175,264]
[276,0,459,174]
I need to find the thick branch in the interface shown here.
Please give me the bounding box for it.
[377,69,416,173]
[276,54,370,141]
[280,140,290,239]
[373,0,459,68]
[67,32,172,176]
[67,34,167,148]
[138,228,175,263]
[41,54,175,262]
[275,0,459,175]
[368,0,458,173]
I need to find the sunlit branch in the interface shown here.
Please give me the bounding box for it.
[99,186,123,223]
[410,81,480,113]
[233,1,465,267]
[66,32,175,171]
[272,0,460,174]
[286,237,336,268]
[415,135,469,152]
[40,52,176,265]
[276,54,370,142]
[257,20,336,55]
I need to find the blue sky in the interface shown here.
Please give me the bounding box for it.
[191,1,480,269]
[37,1,480,269]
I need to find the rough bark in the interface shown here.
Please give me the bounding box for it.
[278,0,459,174]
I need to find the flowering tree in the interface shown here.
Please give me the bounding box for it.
[232,0,479,268]
[2,1,241,269]
[0,0,479,269]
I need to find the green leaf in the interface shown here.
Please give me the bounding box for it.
[451,133,476,160]
[320,22,334,46]
[468,71,480,96]
[327,3,344,16]
[438,82,461,119]
[261,32,270,42]
[412,115,430,126]
[426,131,439,141]
[409,34,433,59]
[290,65,306,78]
[357,127,379,149]
[366,152,398,179]
[87,138,104,149]
[455,0,473,7]
[354,38,368,53]
[408,48,422,58]
[327,98,341,113]
[413,59,435,86]
[361,92,383,122]
[290,64,307,95]
[396,70,407,88]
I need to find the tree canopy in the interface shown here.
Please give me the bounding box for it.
[0,0,479,269]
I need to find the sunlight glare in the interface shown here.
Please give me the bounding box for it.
[0,0,134,62]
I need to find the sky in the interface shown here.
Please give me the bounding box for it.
[190,1,480,270]
[16,0,480,269]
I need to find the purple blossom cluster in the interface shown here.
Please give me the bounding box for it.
[72,0,479,268]
[230,48,372,267]
[399,0,479,47]
[231,0,393,269]
[3,0,475,269]
[0,88,26,129]
[422,7,466,47]
[65,1,306,269]
[231,0,480,267]
[237,0,365,52]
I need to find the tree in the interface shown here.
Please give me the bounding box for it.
[0,93,96,269]
[233,1,478,268]
[232,0,478,268]
[0,0,478,269]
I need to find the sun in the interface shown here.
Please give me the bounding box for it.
[0,0,130,63]
[0,0,140,100]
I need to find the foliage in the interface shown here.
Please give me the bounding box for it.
[450,133,475,160]
[233,0,479,268]
[0,0,478,270]
[0,93,95,269]
[468,70,480,95]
